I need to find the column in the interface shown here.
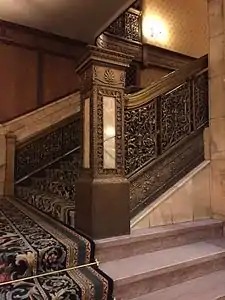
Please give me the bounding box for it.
[75,46,133,239]
[208,0,225,218]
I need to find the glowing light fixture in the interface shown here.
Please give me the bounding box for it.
[142,15,168,44]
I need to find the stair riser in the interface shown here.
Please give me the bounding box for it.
[114,255,225,299]
[97,225,223,263]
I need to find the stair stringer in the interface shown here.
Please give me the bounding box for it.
[0,91,80,143]
[131,160,212,229]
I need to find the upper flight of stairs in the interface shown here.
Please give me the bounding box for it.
[96,219,225,300]
[15,149,79,228]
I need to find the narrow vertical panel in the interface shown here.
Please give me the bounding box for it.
[103,96,116,169]
[83,98,90,168]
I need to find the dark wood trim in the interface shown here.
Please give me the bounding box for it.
[127,55,208,109]
[0,19,85,46]
[37,51,44,107]
[1,89,79,125]
[143,43,196,70]
[0,20,86,59]
[0,36,83,60]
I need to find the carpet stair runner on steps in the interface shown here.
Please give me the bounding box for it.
[15,150,80,228]
[0,198,113,300]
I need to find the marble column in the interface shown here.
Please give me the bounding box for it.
[75,46,132,239]
[208,0,225,217]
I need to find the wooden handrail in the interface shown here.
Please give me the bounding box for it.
[126,54,208,109]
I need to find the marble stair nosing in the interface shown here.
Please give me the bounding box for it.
[100,238,225,299]
[96,219,223,263]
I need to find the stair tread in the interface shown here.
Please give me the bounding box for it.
[132,270,225,300]
[100,238,225,282]
[96,219,222,247]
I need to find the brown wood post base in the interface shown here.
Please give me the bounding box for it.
[76,175,130,239]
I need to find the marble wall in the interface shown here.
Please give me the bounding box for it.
[103,96,116,169]
[208,0,225,218]
[142,0,208,57]
[83,98,90,169]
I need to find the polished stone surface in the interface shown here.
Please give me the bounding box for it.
[133,270,225,300]
[103,96,116,169]
[96,219,223,262]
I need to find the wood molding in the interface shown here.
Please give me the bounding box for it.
[143,43,195,70]
[0,19,86,59]
[127,55,208,109]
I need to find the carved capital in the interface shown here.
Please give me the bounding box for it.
[93,66,126,88]
[76,45,133,78]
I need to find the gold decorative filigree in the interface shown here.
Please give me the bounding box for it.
[104,69,115,84]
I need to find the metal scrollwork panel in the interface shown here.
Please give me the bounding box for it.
[124,100,158,175]
[160,82,191,152]
[107,15,125,37]
[15,116,81,181]
[129,130,204,217]
[125,11,141,42]
[105,10,141,43]
[193,71,209,129]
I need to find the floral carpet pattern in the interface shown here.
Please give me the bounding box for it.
[0,198,113,300]
[15,150,79,228]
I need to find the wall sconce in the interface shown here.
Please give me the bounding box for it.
[142,15,168,44]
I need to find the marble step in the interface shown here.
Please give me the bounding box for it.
[132,270,225,300]
[96,219,223,262]
[100,238,225,299]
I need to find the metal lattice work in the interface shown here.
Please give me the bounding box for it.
[124,70,208,176]
[106,9,141,42]
[124,67,208,215]
[15,114,81,181]
[125,64,138,88]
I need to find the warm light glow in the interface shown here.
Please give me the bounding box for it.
[142,15,168,44]
[104,126,115,139]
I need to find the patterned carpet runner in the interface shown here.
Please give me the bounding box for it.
[0,198,113,300]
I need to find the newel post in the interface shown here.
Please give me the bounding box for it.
[4,132,16,197]
[75,45,133,239]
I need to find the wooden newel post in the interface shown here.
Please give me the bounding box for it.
[4,132,16,197]
[75,45,133,239]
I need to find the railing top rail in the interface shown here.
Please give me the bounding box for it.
[17,112,80,149]
[126,54,208,109]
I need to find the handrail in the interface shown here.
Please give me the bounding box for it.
[15,146,80,185]
[126,54,208,109]
[17,111,80,149]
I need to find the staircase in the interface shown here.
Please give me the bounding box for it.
[96,220,225,299]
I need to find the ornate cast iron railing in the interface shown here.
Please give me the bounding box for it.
[124,55,208,216]
[105,7,141,43]
[15,113,81,183]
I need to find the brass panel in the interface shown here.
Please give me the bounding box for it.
[142,0,208,57]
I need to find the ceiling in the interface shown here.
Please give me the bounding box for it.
[0,0,135,43]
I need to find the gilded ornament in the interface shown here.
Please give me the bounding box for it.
[104,69,115,83]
